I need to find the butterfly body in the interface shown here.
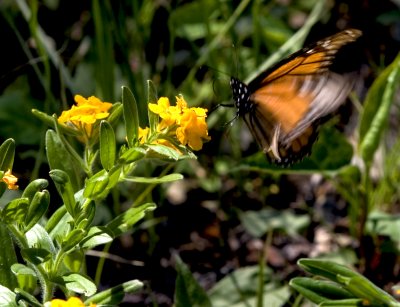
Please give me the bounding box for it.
[230,29,362,166]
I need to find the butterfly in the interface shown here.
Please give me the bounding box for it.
[230,28,362,166]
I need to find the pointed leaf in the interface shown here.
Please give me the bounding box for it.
[99,120,116,171]
[46,129,79,190]
[0,138,15,171]
[106,203,156,237]
[49,169,77,218]
[122,86,139,147]
[359,53,400,165]
[86,280,143,305]
[59,273,97,296]
[124,173,183,183]
[174,256,212,307]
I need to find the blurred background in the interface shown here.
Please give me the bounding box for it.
[1,0,400,306]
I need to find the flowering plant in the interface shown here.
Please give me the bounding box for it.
[0,82,209,306]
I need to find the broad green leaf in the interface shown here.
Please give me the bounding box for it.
[122,86,139,148]
[208,266,273,307]
[106,203,156,237]
[11,264,37,293]
[359,53,400,165]
[80,226,113,249]
[49,169,77,218]
[124,173,184,183]
[24,190,50,232]
[0,138,15,171]
[2,198,29,225]
[174,256,212,307]
[86,280,143,305]
[239,208,310,237]
[99,120,116,171]
[0,284,18,307]
[0,224,18,290]
[46,129,80,190]
[59,273,97,296]
[25,224,56,254]
[63,250,85,273]
[366,211,400,243]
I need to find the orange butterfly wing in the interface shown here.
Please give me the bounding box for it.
[242,29,362,165]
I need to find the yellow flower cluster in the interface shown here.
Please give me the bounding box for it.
[50,297,95,307]
[58,95,112,140]
[2,170,18,190]
[139,96,210,151]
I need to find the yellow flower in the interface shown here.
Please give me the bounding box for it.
[58,95,112,140]
[138,126,149,143]
[176,108,211,151]
[2,170,18,190]
[147,95,210,151]
[50,297,96,307]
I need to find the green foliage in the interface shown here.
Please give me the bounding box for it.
[291,259,400,306]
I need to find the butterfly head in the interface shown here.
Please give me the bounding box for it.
[230,77,253,116]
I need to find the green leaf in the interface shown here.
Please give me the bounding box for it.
[32,109,80,136]
[359,53,400,165]
[25,224,56,255]
[147,80,158,133]
[0,224,18,290]
[11,264,37,293]
[49,169,77,218]
[298,259,399,306]
[99,120,116,171]
[107,102,123,127]
[366,211,400,242]
[174,256,212,307]
[21,248,51,266]
[14,288,42,307]
[239,208,310,237]
[124,173,184,183]
[208,266,273,307]
[59,273,97,296]
[118,146,146,164]
[80,226,113,249]
[24,190,50,232]
[62,229,87,252]
[289,277,354,305]
[2,198,29,225]
[45,206,69,234]
[21,179,48,202]
[86,280,143,305]
[0,284,18,306]
[146,144,182,161]
[63,250,85,273]
[0,138,15,171]
[83,169,109,200]
[122,86,139,147]
[106,203,156,237]
[46,129,80,190]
